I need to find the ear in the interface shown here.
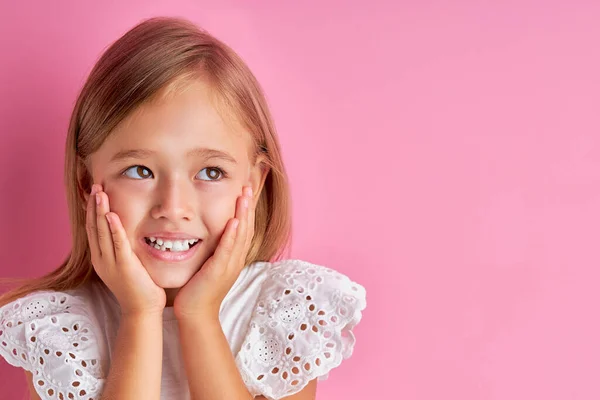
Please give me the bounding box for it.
[248,154,270,202]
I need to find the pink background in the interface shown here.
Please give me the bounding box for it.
[1,1,600,399]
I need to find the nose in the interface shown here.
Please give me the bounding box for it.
[150,177,195,222]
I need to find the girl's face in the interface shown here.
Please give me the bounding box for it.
[86,79,266,301]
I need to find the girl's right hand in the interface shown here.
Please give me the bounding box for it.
[86,184,166,316]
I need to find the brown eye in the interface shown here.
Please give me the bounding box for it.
[198,167,223,181]
[123,165,153,179]
[137,166,151,178]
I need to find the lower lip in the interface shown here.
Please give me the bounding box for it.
[141,239,201,262]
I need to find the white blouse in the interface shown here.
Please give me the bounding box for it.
[0,259,367,400]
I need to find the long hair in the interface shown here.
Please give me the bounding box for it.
[0,16,292,306]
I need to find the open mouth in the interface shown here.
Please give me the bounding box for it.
[144,237,201,253]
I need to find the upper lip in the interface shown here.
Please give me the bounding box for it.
[144,232,201,240]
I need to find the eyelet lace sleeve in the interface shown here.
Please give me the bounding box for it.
[235,259,367,400]
[0,291,105,400]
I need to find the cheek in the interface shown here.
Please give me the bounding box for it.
[104,190,144,237]
[202,190,238,237]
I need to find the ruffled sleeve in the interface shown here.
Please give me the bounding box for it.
[235,259,367,400]
[0,291,106,400]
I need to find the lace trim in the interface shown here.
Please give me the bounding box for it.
[0,292,105,400]
[235,259,366,399]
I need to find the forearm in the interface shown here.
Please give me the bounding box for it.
[100,313,163,400]
[179,317,253,400]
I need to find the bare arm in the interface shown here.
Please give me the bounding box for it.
[179,316,253,399]
[179,317,317,400]
[24,370,42,400]
[23,313,162,399]
[99,312,163,400]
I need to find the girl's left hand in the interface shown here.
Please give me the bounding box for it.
[173,186,255,321]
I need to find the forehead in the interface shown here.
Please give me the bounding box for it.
[95,79,252,164]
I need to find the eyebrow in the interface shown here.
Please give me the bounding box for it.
[110,148,238,164]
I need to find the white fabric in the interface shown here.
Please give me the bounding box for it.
[0,259,366,400]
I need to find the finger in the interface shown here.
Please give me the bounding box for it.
[86,185,101,262]
[105,212,132,265]
[95,191,116,264]
[212,218,240,268]
[245,187,256,253]
[230,192,249,266]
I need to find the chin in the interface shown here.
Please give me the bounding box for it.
[143,261,199,289]
[150,270,194,288]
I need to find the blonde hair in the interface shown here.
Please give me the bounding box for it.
[0,16,292,306]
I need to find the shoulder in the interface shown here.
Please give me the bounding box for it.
[258,258,365,296]
[235,259,367,399]
[0,290,106,400]
[240,259,366,302]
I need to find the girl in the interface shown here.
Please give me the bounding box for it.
[0,16,366,400]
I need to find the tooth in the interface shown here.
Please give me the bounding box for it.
[150,237,156,242]
[148,238,199,253]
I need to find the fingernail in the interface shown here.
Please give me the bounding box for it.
[243,197,249,208]
[246,187,253,197]
[96,193,101,205]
